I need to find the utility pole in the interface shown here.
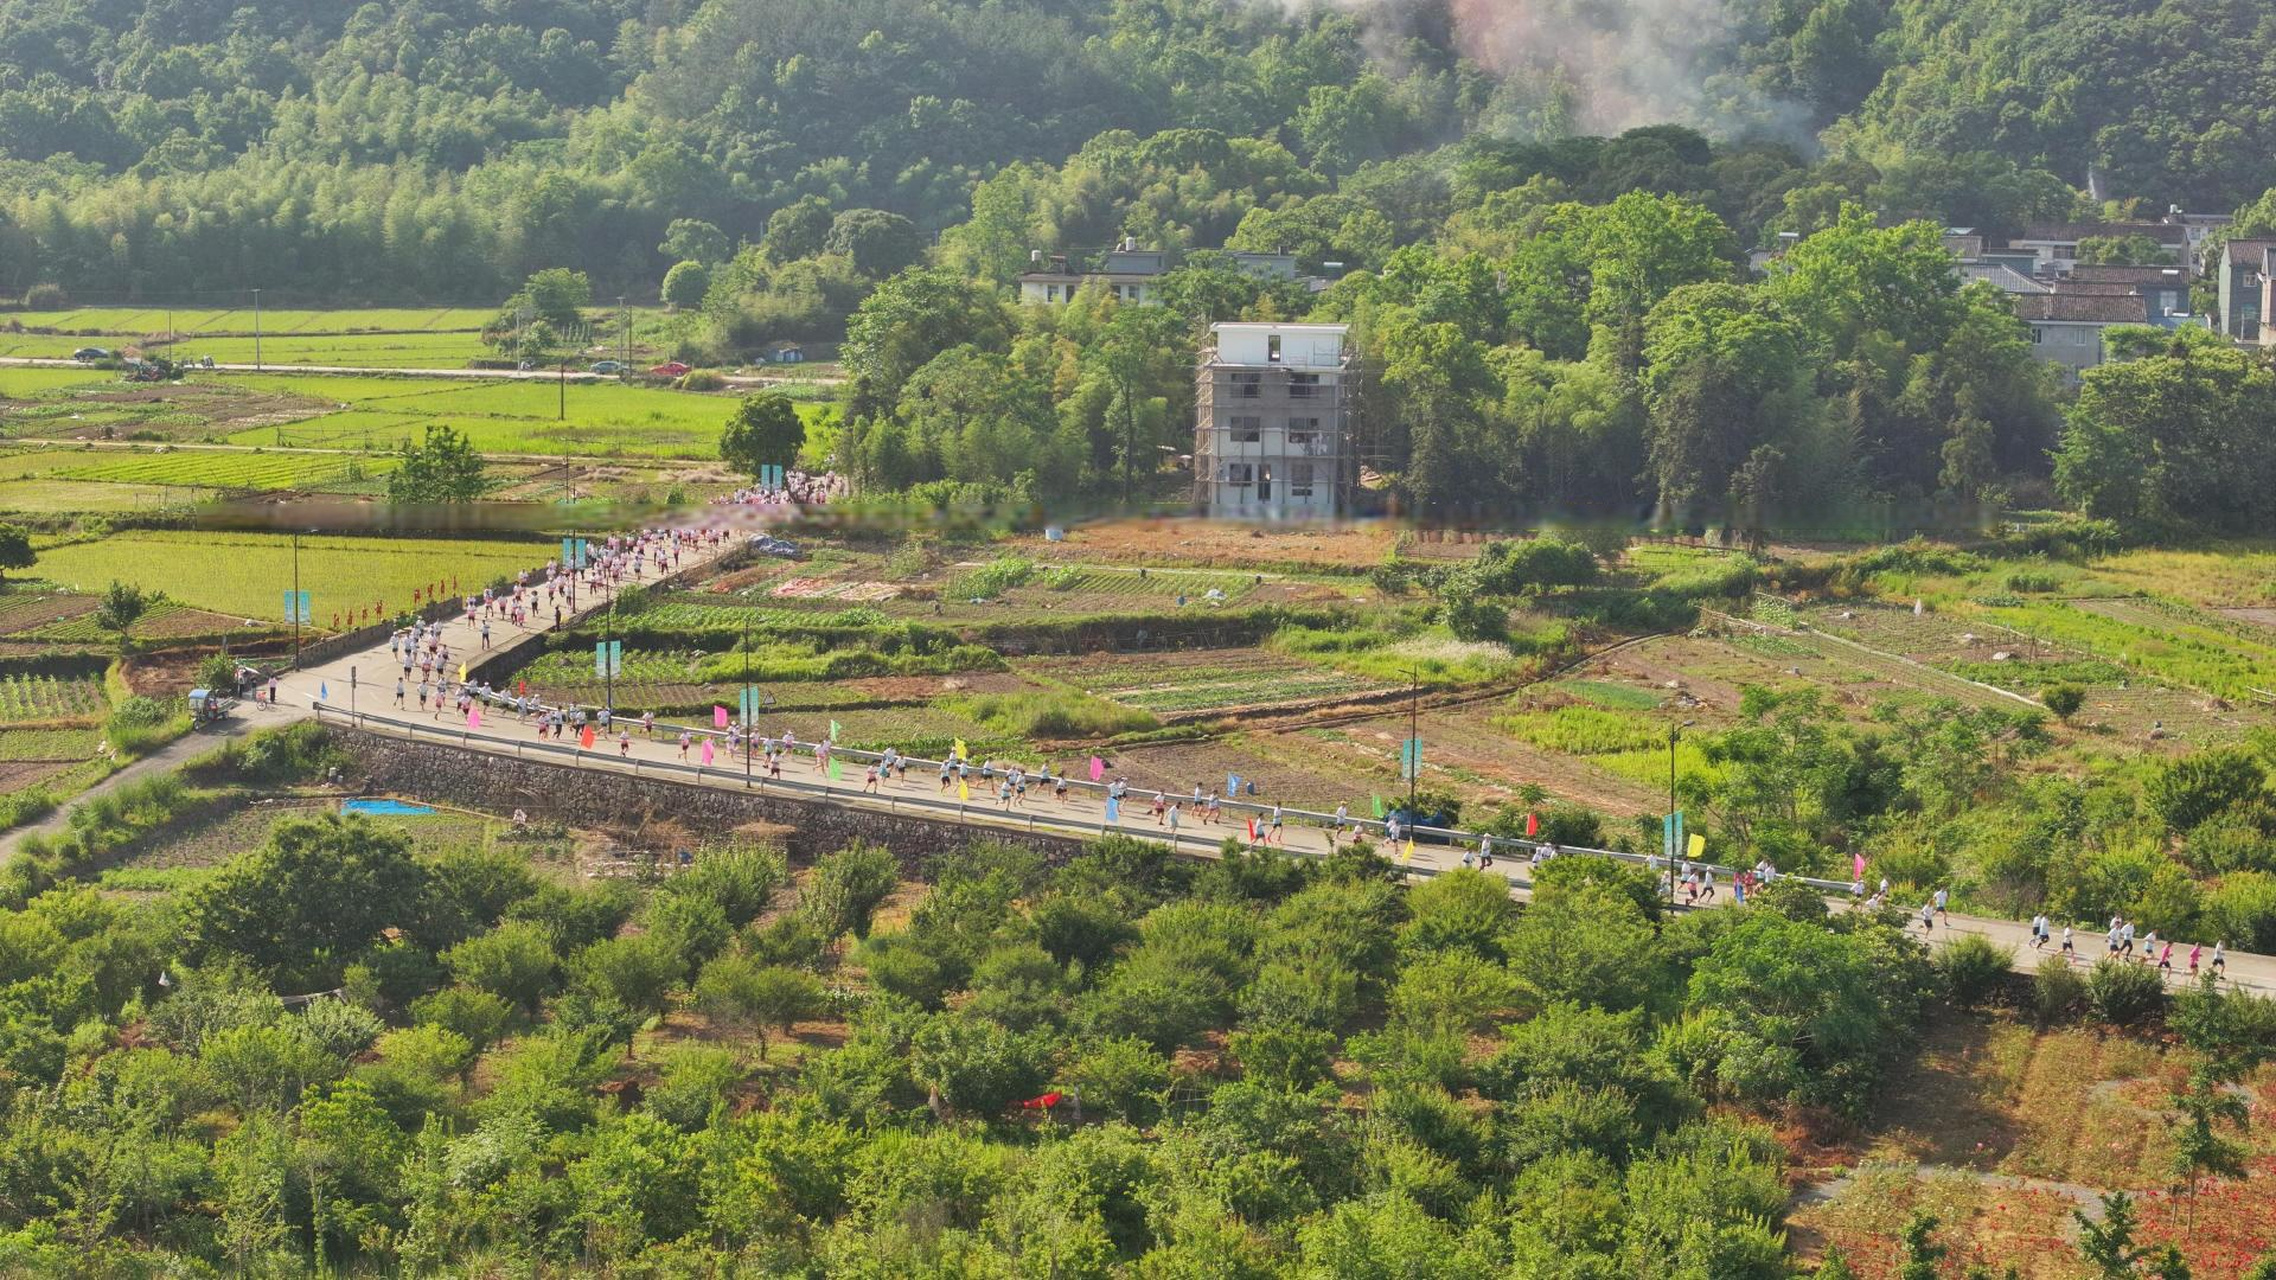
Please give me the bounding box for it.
[1402,667,1420,813]
[290,529,302,669]
[604,595,616,716]
[558,359,567,420]
[251,288,262,371]
[1666,719,1694,906]
[743,618,753,789]
[618,296,629,370]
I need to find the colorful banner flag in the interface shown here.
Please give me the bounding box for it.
[319,682,329,701]
[1525,811,1540,837]
[958,780,971,803]
[1088,756,1104,782]
[1227,773,1240,798]
[517,678,527,696]
[457,663,467,683]
[701,739,715,765]
[739,688,759,721]
[827,756,843,780]
[1246,817,1257,842]
[953,737,967,761]
[1687,833,1705,859]
[1402,838,1417,862]
[1398,738,1422,780]
[1105,797,1121,822]
[467,706,481,729]
[1853,853,1866,880]
[579,724,596,750]
[829,719,842,742]
[1371,794,1385,819]
[714,706,730,729]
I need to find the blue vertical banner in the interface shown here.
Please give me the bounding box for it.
[607,640,622,676]
[738,687,759,722]
[1227,773,1241,798]
[560,536,573,566]
[1662,810,1684,860]
[282,590,312,623]
[1399,738,1423,780]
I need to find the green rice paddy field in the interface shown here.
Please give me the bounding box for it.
[228,374,837,458]
[28,531,553,623]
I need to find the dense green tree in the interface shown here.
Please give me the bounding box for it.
[0,523,33,587]
[387,425,493,505]
[718,392,807,482]
[185,815,427,983]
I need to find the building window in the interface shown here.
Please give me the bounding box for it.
[1230,416,1261,443]
[2030,326,2045,344]
[1232,372,1261,398]
[1257,464,1273,501]
[1290,463,1314,498]
[1267,334,1282,363]
[1287,372,1319,399]
[1225,463,1253,485]
[1287,417,1320,449]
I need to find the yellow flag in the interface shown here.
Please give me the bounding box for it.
[953,738,967,760]
[1402,838,1416,863]
[457,663,467,683]
[1686,833,1705,858]
[958,780,970,803]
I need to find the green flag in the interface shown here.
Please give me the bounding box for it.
[828,756,843,780]
[829,719,842,741]
[1371,794,1384,818]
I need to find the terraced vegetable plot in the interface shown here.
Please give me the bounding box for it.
[0,726,103,759]
[1033,566,1262,598]
[0,673,106,722]
[1035,650,1387,714]
[0,593,95,636]
[55,450,397,490]
[590,601,889,636]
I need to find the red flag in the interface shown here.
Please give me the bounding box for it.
[579,724,596,750]
[516,678,527,696]
[1525,812,1539,837]
[1246,817,1257,842]
[1018,1091,1063,1110]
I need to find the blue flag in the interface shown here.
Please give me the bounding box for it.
[319,682,329,701]
[1228,773,1241,798]
[1105,797,1120,823]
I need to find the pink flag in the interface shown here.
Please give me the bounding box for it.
[701,739,715,765]
[1853,853,1866,879]
[467,705,481,729]
[713,705,729,729]
[1088,756,1104,782]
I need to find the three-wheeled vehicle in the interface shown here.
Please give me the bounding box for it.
[189,687,238,729]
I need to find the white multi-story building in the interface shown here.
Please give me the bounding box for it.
[1193,323,1357,519]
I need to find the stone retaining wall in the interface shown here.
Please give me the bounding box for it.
[331,725,1087,871]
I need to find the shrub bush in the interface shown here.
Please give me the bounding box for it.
[21,283,67,309]
[2040,684,2085,720]
[1935,933,2014,1007]
[678,369,726,391]
[2084,957,2165,1027]
[2031,953,2085,1025]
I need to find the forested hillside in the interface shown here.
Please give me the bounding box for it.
[4,0,2273,302]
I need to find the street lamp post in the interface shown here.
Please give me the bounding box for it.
[742,618,753,789]
[1405,668,1420,813]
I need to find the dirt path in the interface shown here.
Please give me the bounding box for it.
[1796,1163,2111,1220]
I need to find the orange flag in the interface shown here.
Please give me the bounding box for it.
[579,724,596,750]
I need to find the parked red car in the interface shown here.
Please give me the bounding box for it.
[649,361,692,377]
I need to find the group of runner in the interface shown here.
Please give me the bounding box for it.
[721,471,844,508]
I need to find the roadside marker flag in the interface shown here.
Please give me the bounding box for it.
[1687,833,1705,859]
[713,706,729,729]
[467,706,481,729]
[1246,817,1257,842]
[828,757,843,780]
[958,780,971,803]
[1402,838,1417,863]
[1525,812,1539,837]
[1106,797,1120,822]
[1371,795,1384,819]
[953,738,968,761]
[319,682,329,701]
[829,719,842,742]
[1853,853,1866,880]
[458,663,467,683]
[701,739,714,765]
[1088,756,1104,782]
[579,724,596,750]
[1228,773,1240,797]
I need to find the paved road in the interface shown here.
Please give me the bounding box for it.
[21,522,2274,997]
